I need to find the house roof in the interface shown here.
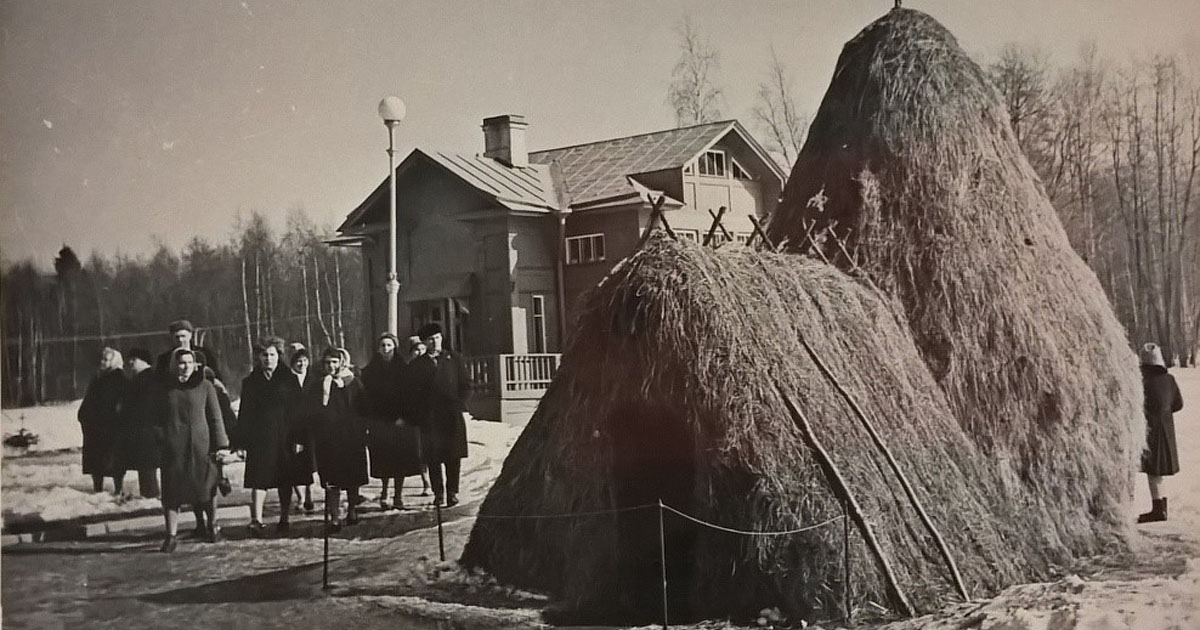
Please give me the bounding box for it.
[427,151,557,212]
[529,120,738,205]
[337,149,557,233]
[340,119,784,233]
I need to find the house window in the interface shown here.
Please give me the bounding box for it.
[698,150,726,177]
[566,233,606,265]
[683,162,694,175]
[676,229,699,243]
[532,295,547,353]
[730,158,753,180]
[734,233,750,244]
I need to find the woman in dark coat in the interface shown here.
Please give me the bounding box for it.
[363,332,423,510]
[117,347,161,499]
[306,347,369,528]
[284,347,317,513]
[240,337,310,534]
[158,348,230,551]
[1137,342,1184,523]
[78,347,126,494]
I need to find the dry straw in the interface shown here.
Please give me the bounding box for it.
[766,8,1142,553]
[464,236,1069,623]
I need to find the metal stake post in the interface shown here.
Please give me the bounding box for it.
[843,501,851,622]
[322,486,330,590]
[657,499,669,630]
[436,502,446,562]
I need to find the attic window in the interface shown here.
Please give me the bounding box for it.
[730,158,752,180]
[698,150,726,177]
[683,162,694,175]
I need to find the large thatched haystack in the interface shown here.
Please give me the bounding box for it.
[765,8,1141,549]
[463,237,1068,624]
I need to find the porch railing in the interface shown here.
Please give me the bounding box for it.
[465,353,562,395]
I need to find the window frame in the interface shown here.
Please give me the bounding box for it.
[698,149,727,177]
[531,295,547,353]
[565,232,606,265]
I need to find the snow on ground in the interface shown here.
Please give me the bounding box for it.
[2,400,85,453]
[1,397,522,528]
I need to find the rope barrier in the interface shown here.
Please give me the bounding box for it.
[660,504,846,536]
[472,503,657,520]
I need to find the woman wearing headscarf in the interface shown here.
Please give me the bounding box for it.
[79,347,127,494]
[157,348,230,551]
[240,337,309,534]
[306,347,369,528]
[363,333,423,510]
[1137,342,1184,524]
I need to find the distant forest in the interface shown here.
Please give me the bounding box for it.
[2,209,364,405]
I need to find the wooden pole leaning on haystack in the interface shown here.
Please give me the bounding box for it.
[702,206,727,246]
[637,196,674,250]
[798,337,971,602]
[708,207,735,244]
[776,384,915,618]
[746,214,776,250]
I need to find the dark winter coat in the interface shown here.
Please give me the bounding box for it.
[283,369,316,480]
[362,355,423,478]
[158,371,229,508]
[78,368,125,475]
[405,352,469,464]
[117,368,162,471]
[240,368,311,489]
[1141,365,1183,476]
[306,372,369,488]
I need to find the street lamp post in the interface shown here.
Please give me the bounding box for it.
[378,96,406,336]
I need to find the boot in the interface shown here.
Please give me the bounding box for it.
[159,535,178,553]
[1137,498,1167,523]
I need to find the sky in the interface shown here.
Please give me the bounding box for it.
[2,0,1198,269]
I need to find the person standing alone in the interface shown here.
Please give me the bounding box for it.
[1137,342,1184,523]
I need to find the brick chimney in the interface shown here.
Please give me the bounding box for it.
[482,114,528,168]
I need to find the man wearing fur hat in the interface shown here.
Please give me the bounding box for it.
[155,319,221,382]
[1137,342,1184,524]
[406,323,470,507]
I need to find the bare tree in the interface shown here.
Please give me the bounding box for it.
[989,44,1056,177]
[752,45,808,170]
[667,16,723,126]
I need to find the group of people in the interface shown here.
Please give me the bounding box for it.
[79,318,470,552]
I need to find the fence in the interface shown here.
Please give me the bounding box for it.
[464,353,561,395]
[322,498,853,629]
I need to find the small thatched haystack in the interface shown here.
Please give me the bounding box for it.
[765,8,1141,550]
[463,237,1068,624]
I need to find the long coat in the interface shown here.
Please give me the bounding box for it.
[117,368,161,471]
[306,372,369,488]
[78,368,125,476]
[405,352,469,464]
[283,369,316,481]
[1141,365,1183,476]
[240,369,311,489]
[362,356,423,478]
[158,371,229,508]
